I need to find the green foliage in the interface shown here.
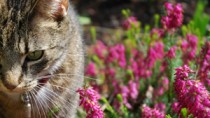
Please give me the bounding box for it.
[90,26,97,42]
[181,108,188,118]
[47,106,61,118]
[154,14,160,27]
[79,16,91,25]
[166,114,172,118]
[101,97,119,118]
[192,1,209,37]
[121,9,131,18]
[186,1,209,50]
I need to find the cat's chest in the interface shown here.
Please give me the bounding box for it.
[0,92,30,118]
[0,84,71,118]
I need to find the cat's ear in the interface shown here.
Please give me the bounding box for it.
[35,0,69,21]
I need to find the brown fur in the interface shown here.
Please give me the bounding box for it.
[0,0,84,117]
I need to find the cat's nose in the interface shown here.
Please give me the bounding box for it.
[2,71,21,90]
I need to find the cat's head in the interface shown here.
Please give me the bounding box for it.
[0,0,73,93]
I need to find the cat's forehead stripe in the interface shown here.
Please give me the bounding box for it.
[0,0,38,48]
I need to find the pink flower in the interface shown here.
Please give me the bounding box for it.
[174,65,210,117]
[77,88,104,118]
[181,34,198,64]
[121,86,132,108]
[153,77,169,100]
[166,46,177,59]
[150,28,165,39]
[163,77,169,90]
[141,105,165,118]
[154,103,166,113]
[85,62,97,77]
[175,65,194,79]
[156,87,164,96]
[113,80,139,110]
[128,49,154,79]
[146,42,164,68]
[128,58,140,78]
[94,40,107,59]
[165,2,173,12]
[187,34,198,48]
[171,102,180,113]
[161,2,183,30]
[197,42,210,85]
[106,44,126,68]
[128,80,139,99]
[122,16,139,30]
[106,68,115,78]
[154,77,169,98]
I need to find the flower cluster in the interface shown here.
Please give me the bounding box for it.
[82,1,210,118]
[85,62,97,77]
[181,34,198,64]
[77,88,104,118]
[146,42,164,68]
[153,77,169,98]
[113,80,139,109]
[166,46,177,59]
[93,40,107,59]
[174,65,210,117]
[141,105,165,118]
[161,2,183,30]
[174,65,194,79]
[106,44,126,68]
[197,42,210,85]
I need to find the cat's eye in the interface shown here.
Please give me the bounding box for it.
[26,50,44,61]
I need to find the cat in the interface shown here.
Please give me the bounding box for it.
[0,0,84,118]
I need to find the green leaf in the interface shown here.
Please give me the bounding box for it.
[121,9,131,18]
[154,14,160,27]
[181,108,188,118]
[192,1,209,37]
[166,114,172,118]
[47,106,61,118]
[90,26,97,42]
[181,25,188,37]
[79,16,91,25]
[101,97,119,118]
[117,94,123,103]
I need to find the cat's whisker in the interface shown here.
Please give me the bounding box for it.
[35,85,62,118]
[36,94,51,118]
[35,87,51,118]
[36,85,74,106]
[28,92,35,118]
[45,73,97,81]
[31,89,45,118]
[46,83,77,93]
[37,85,76,112]
[31,87,47,118]
[36,75,56,80]
[29,90,42,118]
[37,91,59,118]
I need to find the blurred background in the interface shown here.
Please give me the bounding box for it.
[72,0,210,26]
[72,0,210,43]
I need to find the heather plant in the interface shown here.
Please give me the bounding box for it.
[77,1,210,118]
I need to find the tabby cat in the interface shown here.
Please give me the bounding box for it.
[0,0,84,117]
